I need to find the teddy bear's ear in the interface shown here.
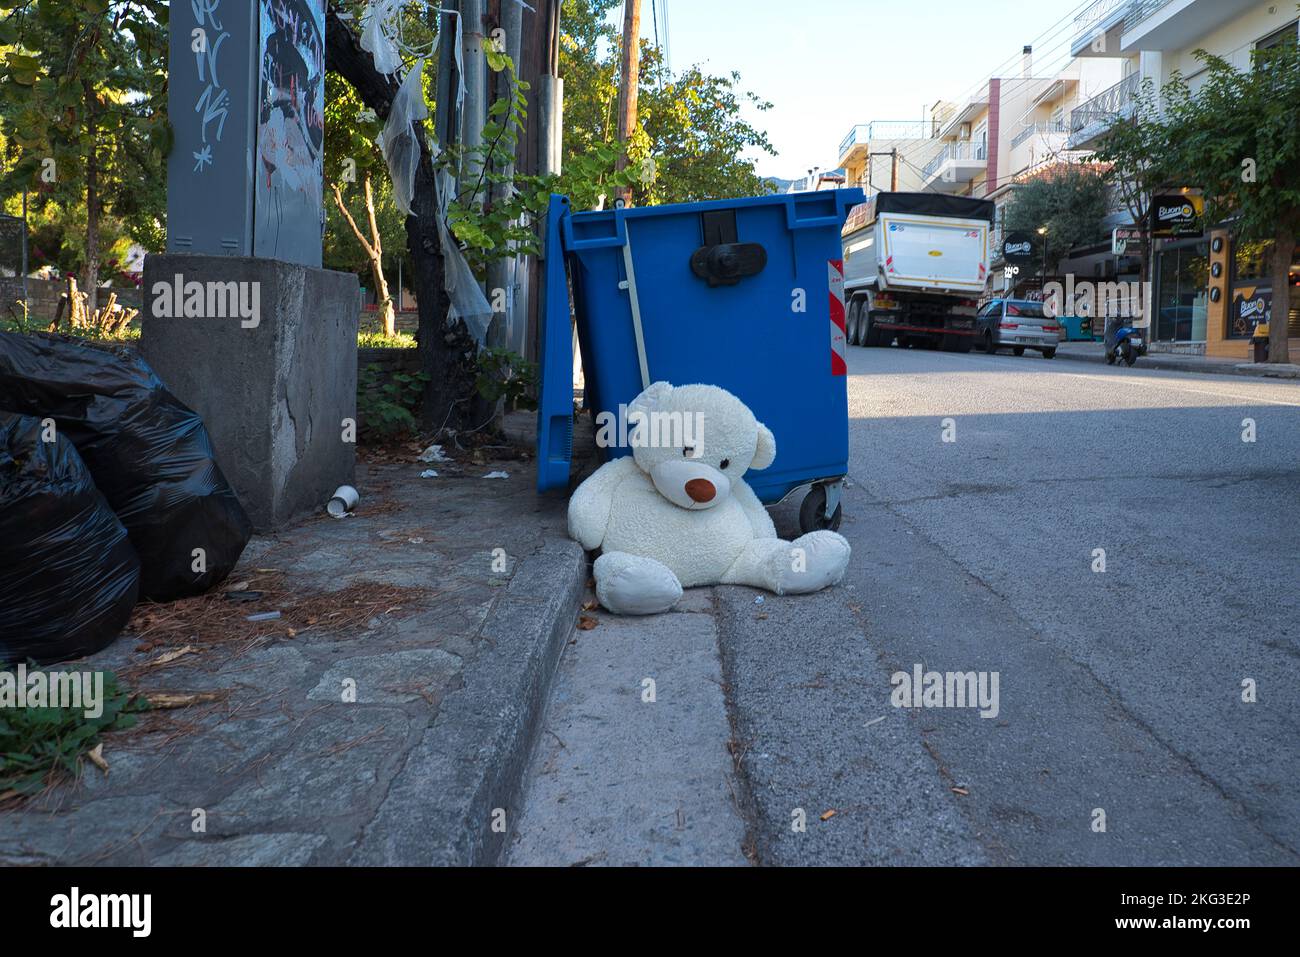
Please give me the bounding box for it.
[627,382,673,448]
[751,422,776,470]
[629,381,673,416]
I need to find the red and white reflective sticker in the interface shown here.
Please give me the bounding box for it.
[828,259,847,376]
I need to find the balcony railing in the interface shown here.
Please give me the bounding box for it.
[1010,120,1068,148]
[1074,0,1133,46]
[839,121,932,159]
[1069,73,1140,134]
[839,125,870,159]
[1125,0,1173,31]
[922,141,987,179]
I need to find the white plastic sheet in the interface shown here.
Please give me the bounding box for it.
[377,58,429,218]
[359,0,404,75]
[359,3,501,348]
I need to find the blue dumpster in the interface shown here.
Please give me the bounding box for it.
[1057,314,1097,342]
[536,188,865,532]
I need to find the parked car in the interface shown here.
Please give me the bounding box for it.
[975,299,1061,358]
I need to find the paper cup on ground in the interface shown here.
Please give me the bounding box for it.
[327,485,359,518]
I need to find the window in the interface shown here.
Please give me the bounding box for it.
[1155,242,1210,341]
[1227,239,1300,339]
[1255,21,1298,74]
[1006,302,1046,319]
[1257,21,1299,51]
[1233,240,1272,285]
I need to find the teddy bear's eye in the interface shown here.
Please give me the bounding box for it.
[720,459,731,470]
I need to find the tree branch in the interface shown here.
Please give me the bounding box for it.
[363,171,383,252]
[330,181,376,259]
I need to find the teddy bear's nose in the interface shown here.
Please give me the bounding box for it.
[685,479,716,503]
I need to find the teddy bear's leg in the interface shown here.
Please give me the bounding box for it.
[721,531,851,595]
[593,551,684,615]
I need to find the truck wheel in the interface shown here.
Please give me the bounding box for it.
[846,301,862,346]
[863,312,883,347]
[942,335,972,354]
[799,483,843,534]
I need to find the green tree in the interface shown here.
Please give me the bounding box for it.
[323,67,407,335]
[1092,79,1176,235]
[0,1,168,311]
[558,0,776,207]
[1003,164,1112,271]
[1159,43,1300,364]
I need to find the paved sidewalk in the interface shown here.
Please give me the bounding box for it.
[0,448,584,866]
[1055,341,1300,379]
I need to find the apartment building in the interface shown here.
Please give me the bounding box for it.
[905,49,1124,297]
[837,121,941,196]
[916,49,1122,203]
[835,47,1124,295]
[1070,0,1300,357]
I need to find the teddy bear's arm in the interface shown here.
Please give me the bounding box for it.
[731,479,778,539]
[567,456,640,551]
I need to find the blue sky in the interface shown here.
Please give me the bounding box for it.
[631,0,1091,179]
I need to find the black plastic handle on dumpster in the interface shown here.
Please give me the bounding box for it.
[690,243,768,287]
[691,208,767,287]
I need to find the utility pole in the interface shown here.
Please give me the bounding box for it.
[461,0,486,202]
[868,150,900,194]
[536,0,563,177]
[615,0,642,206]
[487,0,526,352]
[434,2,458,152]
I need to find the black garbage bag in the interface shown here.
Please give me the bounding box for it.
[0,413,140,664]
[0,333,251,601]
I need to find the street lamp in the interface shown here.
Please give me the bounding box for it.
[1037,226,1049,287]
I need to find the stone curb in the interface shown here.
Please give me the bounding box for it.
[1053,347,1300,379]
[349,537,587,866]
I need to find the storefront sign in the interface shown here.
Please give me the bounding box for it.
[1231,285,1272,337]
[1002,231,1035,264]
[1150,194,1203,238]
[1112,226,1147,255]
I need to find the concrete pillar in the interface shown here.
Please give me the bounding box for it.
[1139,51,1164,112]
[140,254,360,531]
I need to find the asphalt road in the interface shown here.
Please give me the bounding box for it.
[716,345,1300,865]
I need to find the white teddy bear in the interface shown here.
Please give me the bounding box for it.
[568,381,852,615]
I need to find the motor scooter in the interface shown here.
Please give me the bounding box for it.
[1105,317,1145,367]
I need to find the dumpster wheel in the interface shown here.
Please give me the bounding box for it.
[799,482,844,534]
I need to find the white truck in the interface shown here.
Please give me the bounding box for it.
[841,192,995,353]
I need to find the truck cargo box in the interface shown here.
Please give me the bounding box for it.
[843,192,994,297]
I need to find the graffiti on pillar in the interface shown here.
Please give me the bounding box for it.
[255,0,325,261]
[192,0,231,173]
